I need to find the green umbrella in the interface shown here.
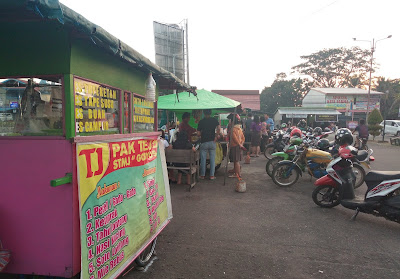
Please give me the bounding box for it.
[157,89,240,111]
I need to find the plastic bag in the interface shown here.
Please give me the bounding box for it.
[145,73,156,101]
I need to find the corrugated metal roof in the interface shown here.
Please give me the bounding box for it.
[277,107,341,115]
[311,88,384,95]
[212,90,260,110]
[0,0,194,91]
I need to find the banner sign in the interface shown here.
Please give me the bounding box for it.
[354,97,380,111]
[325,95,353,110]
[315,115,338,122]
[347,121,358,129]
[77,138,172,279]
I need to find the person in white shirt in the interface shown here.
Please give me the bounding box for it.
[169,121,177,143]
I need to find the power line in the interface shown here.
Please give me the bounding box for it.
[310,0,339,16]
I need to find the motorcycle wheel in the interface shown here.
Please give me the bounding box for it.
[312,185,340,208]
[271,164,300,187]
[135,238,157,267]
[265,157,283,177]
[353,164,366,189]
[264,144,275,160]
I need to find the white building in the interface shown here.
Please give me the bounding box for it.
[303,88,384,112]
[303,88,385,126]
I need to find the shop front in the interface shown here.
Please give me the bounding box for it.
[274,107,341,128]
[0,1,191,278]
[302,88,384,128]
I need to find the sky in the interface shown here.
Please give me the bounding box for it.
[60,0,400,92]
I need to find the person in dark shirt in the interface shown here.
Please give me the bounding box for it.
[353,119,369,149]
[197,109,220,180]
[178,112,196,141]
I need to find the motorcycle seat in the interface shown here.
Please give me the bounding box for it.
[356,150,368,161]
[365,171,400,183]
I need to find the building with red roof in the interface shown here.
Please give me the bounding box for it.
[212,90,260,111]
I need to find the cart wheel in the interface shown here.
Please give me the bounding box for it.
[135,238,157,267]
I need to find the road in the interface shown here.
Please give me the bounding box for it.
[127,140,400,279]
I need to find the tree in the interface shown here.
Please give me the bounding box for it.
[374,77,400,119]
[291,47,373,88]
[260,74,310,115]
[367,108,383,140]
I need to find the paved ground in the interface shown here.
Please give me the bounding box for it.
[128,140,400,279]
[1,140,398,279]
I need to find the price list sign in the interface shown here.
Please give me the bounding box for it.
[77,138,172,279]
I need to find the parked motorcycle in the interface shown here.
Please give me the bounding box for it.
[265,142,299,177]
[271,147,332,187]
[271,145,366,188]
[265,134,324,177]
[265,130,330,172]
[312,145,400,224]
[264,130,289,159]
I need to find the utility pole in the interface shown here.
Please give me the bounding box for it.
[185,19,190,85]
[353,35,392,121]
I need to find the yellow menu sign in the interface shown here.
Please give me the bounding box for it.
[133,96,154,132]
[74,78,120,135]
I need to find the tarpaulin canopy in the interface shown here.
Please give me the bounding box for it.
[157,89,241,111]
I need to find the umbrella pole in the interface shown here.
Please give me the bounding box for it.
[166,110,169,128]
[223,107,237,185]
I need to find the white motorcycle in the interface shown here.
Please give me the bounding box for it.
[312,145,400,223]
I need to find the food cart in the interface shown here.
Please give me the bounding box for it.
[0,1,193,278]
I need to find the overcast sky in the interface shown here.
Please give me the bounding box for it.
[60,0,399,92]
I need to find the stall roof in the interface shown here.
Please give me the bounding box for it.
[276,107,341,115]
[0,0,193,91]
[158,89,241,111]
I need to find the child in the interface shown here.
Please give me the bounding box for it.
[229,116,245,178]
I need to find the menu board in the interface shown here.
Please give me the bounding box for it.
[74,78,120,135]
[76,138,172,279]
[133,96,155,133]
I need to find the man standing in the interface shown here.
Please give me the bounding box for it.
[265,114,274,135]
[197,109,220,180]
[178,112,196,141]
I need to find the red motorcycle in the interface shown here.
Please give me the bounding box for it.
[311,128,375,208]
